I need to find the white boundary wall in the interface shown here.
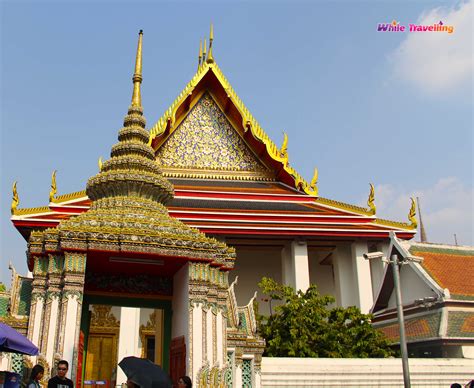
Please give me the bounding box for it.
[261,358,474,387]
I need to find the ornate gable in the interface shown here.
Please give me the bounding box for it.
[155,93,272,181]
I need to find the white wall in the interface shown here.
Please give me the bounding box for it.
[230,246,282,316]
[261,358,474,387]
[387,265,437,308]
[308,250,336,299]
[172,264,189,341]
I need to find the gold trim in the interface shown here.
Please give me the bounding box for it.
[373,218,416,230]
[54,190,87,203]
[11,181,19,215]
[408,197,418,229]
[13,206,51,216]
[316,196,373,216]
[49,170,57,203]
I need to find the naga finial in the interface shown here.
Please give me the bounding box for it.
[11,181,19,215]
[280,132,288,159]
[49,170,57,202]
[408,197,418,228]
[310,167,318,196]
[367,183,376,215]
[207,23,214,63]
[131,29,143,108]
[98,157,103,171]
[198,39,203,68]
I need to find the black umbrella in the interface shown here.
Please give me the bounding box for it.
[118,356,171,388]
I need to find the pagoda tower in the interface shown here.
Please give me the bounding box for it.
[25,30,262,387]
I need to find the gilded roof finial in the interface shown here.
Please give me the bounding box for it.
[280,132,288,159]
[98,157,103,171]
[198,39,203,68]
[310,167,318,196]
[207,23,214,63]
[367,183,376,215]
[131,29,143,108]
[408,197,418,229]
[203,38,207,63]
[417,196,428,242]
[11,181,19,215]
[49,170,57,202]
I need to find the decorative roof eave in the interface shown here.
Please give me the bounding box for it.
[148,61,319,197]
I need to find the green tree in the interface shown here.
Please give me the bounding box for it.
[257,277,394,358]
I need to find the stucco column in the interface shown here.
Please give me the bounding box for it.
[58,252,86,381]
[44,255,64,366]
[27,257,48,365]
[191,302,203,384]
[282,241,310,291]
[117,306,141,385]
[333,244,356,307]
[351,241,373,313]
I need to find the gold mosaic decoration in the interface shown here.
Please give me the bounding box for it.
[156,93,270,178]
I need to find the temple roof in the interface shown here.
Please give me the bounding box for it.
[11,30,417,247]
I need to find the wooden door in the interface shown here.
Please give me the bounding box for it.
[85,334,117,381]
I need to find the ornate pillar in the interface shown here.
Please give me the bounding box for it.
[233,350,243,388]
[57,252,86,381]
[188,263,229,385]
[43,255,64,366]
[254,354,262,388]
[27,256,48,364]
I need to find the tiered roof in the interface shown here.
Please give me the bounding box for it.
[11,28,417,251]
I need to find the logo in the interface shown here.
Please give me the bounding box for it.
[377,20,454,34]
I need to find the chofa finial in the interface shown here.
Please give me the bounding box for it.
[367,183,376,215]
[280,132,288,159]
[408,197,418,229]
[131,29,143,107]
[11,181,19,215]
[202,37,207,63]
[49,170,57,202]
[310,167,318,196]
[98,157,103,171]
[207,23,214,63]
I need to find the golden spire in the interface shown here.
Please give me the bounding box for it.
[98,157,103,171]
[408,197,418,229]
[207,23,214,63]
[280,132,288,159]
[203,38,207,63]
[367,183,376,215]
[310,167,318,196]
[198,39,203,68]
[11,181,19,215]
[49,170,57,202]
[131,29,143,108]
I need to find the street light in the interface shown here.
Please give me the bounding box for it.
[364,231,423,388]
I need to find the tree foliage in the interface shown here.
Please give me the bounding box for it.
[257,277,394,358]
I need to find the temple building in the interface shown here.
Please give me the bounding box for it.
[4,28,449,387]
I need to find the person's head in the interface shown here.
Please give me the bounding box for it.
[178,376,192,388]
[30,365,44,382]
[450,384,462,388]
[56,360,69,379]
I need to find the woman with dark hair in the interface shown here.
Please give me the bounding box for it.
[178,376,192,388]
[28,365,44,388]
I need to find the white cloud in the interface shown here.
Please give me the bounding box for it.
[373,177,473,246]
[391,1,473,95]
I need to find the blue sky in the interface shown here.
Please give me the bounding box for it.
[1,1,472,284]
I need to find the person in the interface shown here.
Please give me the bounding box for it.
[450,384,462,388]
[28,365,44,388]
[178,376,192,388]
[47,360,74,388]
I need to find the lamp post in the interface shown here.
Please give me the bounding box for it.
[390,253,410,388]
[364,232,423,388]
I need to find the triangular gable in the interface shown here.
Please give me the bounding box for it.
[155,93,272,180]
[372,237,447,313]
[149,61,317,195]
